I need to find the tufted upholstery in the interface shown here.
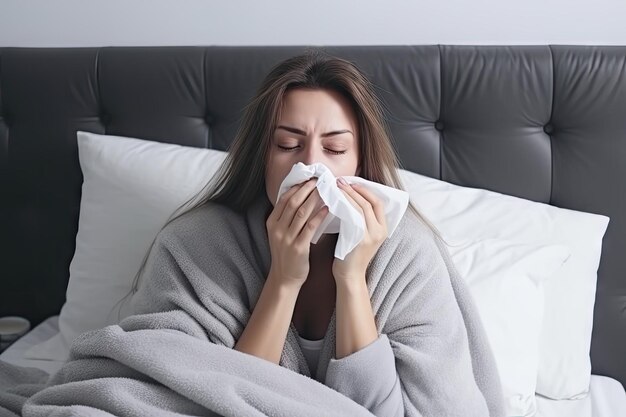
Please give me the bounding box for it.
[0,45,624,387]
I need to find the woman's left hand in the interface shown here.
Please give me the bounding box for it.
[332,178,388,284]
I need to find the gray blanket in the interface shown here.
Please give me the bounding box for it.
[0,194,504,417]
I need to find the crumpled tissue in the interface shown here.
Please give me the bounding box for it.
[276,162,409,259]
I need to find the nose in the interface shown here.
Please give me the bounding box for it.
[301,144,322,166]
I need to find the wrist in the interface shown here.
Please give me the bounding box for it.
[267,269,304,294]
[335,275,367,293]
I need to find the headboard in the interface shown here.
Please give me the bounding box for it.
[0,45,624,387]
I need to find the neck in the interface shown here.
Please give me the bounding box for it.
[310,233,338,259]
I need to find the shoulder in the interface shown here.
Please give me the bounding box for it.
[368,207,447,286]
[155,201,247,250]
[386,207,443,259]
[375,206,460,294]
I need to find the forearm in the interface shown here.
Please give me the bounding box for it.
[234,271,300,364]
[329,279,403,417]
[335,278,378,359]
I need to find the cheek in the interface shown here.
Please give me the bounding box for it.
[325,154,359,178]
[265,154,295,203]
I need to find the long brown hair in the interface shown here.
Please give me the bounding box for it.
[110,50,447,321]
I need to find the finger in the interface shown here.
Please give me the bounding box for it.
[288,187,323,238]
[295,204,329,246]
[269,180,307,223]
[349,183,387,227]
[341,186,388,244]
[337,179,378,231]
[278,178,318,226]
[339,187,364,218]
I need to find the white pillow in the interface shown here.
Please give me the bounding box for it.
[447,237,569,417]
[398,170,610,400]
[24,131,228,361]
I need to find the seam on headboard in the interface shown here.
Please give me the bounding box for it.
[0,50,2,117]
[94,48,103,133]
[438,44,443,181]
[203,47,211,149]
[0,50,7,166]
[548,45,555,204]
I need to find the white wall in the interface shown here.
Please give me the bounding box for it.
[1,0,625,47]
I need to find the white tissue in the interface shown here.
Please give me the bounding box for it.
[276,162,409,260]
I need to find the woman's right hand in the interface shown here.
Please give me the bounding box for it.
[266,178,329,289]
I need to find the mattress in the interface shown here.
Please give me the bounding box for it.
[1,316,625,416]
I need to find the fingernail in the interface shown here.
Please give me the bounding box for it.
[337,177,349,186]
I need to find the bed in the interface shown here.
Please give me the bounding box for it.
[1,315,624,416]
[1,45,625,416]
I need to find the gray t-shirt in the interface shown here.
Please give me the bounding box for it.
[298,335,324,377]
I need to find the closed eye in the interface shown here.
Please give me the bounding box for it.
[277,145,346,155]
[277,145,299,152]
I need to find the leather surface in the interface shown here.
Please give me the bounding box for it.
[0,45,624,386]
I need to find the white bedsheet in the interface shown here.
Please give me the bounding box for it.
[0,315,65,375]
[536,375,626,416]
[1,316,625,416]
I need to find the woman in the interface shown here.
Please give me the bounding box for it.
[234,67,405,367]
[12,51,504,417]
[129,50,502,415]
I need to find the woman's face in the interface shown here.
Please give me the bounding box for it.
[265,88,360,205]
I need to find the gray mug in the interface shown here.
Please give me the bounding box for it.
[0,316,31,350]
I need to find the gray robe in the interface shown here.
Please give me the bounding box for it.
[0,194,504,417]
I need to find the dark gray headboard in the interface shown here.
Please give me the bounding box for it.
[0,45,624,386]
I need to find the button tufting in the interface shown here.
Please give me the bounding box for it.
[543,124,554,134]
[434,120,444,131]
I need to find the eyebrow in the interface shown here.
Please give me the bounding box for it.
[276,125,353,137]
